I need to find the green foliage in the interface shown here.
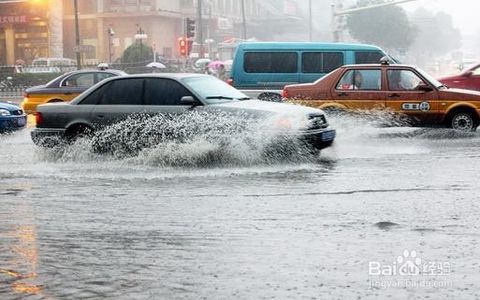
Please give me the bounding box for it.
[346,3,415,51]
[120,42,154,64]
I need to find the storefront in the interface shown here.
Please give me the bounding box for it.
[0,0,58,65]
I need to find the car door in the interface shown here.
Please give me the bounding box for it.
[331,68,386,110]
[385,69,438,123]
[90,78,145,127]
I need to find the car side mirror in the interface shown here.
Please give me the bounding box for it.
[181,96,199,106]
[418,84,433,92]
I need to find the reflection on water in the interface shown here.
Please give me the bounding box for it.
[0,194,42,298]
[1,113,480,298]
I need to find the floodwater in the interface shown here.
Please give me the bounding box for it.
[1,114,479,299]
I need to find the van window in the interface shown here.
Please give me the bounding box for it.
[355,51,384,64]
[244,52,297,73]
[302,52,344,73]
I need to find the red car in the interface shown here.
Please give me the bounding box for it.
[438,63,480,91]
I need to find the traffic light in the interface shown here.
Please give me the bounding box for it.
[185,18,195,38]
[179,37,187,56]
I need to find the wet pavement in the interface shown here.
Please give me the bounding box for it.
[1,115,480,299]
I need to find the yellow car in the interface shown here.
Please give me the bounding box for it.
[283,62,480,131]
[21,69,125,114]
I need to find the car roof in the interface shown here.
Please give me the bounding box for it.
[112,73,212,80]
[62,69,126,75]
[237,42,383,51]
[342,63,417,69]
[42,68,126,88]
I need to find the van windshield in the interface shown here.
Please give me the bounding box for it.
[183,76,250,103]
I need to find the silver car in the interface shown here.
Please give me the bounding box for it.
[31,74,336,151]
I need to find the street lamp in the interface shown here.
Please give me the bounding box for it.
[134,26,148,63]
[73,0,81,69]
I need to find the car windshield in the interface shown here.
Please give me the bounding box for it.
[415,67,445,89]
[183,76,250,104]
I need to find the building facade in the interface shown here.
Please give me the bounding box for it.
[62,0,185,64]
[0,0,302,65]
[0,0,63,65]
[61,0,269,64]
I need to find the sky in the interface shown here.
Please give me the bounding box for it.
[402,0,480,34]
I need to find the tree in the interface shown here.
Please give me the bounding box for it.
[120,42,153,64]
[346,2,415,52]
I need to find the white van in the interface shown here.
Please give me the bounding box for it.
[24,58,77,73]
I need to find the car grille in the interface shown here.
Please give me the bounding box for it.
[11,109,23,115]
[308,114,328,130]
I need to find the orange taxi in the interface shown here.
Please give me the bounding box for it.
[283,61,480,131]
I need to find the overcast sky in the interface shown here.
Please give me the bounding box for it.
[402,0,479,34]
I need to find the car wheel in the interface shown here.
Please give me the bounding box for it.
[322,106,345,114]
[449,111,478,131]
[66,125,93,143]
[258,92,282,102]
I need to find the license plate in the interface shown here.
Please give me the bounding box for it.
[320,130,335,141]
[17,117,26,127]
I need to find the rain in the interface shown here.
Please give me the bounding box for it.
[1,0,480,299]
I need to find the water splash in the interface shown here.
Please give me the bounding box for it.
[36,111,322,167]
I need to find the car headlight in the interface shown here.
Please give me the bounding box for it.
[273,115,310,131]
[275,117,293,130]
[0,109,11,117]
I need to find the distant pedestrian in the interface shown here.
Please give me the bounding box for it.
[217,64,227,81]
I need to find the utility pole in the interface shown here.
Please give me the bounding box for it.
[74,0,82,69]
[196,0,204,58]
[241,0,247,40]
[308,0,312,42]
[135,26,148,63]
[331,0,417,42]
[107,27,114,64]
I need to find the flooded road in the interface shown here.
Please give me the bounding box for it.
[1,115,480,299]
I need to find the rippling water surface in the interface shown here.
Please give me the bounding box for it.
[1,114,480,299]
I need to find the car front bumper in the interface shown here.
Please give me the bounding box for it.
[0,115,27,131]
[298,127,336,150]
[31,128,66,146]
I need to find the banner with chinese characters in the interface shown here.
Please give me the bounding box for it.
[0,15,27,25]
